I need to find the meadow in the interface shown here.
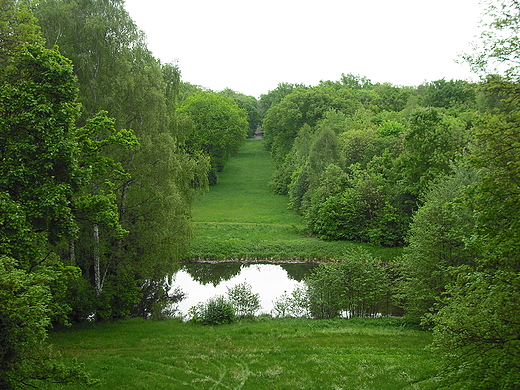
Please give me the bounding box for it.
[46,140,434,390]
[188,139,400,262]
[49,317,439,390]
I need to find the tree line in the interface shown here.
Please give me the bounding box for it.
[257,0,520,386]
[1,0,519,388]
[0,0,252,387]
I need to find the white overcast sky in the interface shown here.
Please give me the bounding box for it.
[124,0,484,98]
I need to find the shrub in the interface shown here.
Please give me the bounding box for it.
[272,286,310,318]
[226,282,261,318]
[305,248,391,318]
[189,295,236,325]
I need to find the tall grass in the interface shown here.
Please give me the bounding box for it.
[189,139,401,261]
[49,317,439,390]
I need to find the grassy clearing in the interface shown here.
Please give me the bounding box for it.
[50,317,439,390]
[189,139,401,261]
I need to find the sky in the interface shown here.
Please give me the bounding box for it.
[124,0,485,98]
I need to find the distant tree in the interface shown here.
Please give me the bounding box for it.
[258,82,308,114]
[262,86,361,163]
[178,91,248,172]
[270,124,313,195]
[420,79,476,109]
[398,107,469,201]
[219,88,261,138]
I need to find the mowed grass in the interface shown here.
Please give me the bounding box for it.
[49,317,439,390]
[189,139,401,261]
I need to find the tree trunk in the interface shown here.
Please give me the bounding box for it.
[69,238,75,265]
[93,223,101,295]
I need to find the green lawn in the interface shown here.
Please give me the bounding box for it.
[189,139,400,261]
[50,317,439,390]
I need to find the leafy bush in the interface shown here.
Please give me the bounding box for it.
[272,286,310,318]
[226,282,261,318]
[189,295,236,325]
[305,249,391,318]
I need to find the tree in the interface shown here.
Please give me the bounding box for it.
[262,86,361,163]
[35,0,210,319]
[0,2,91,386]
[178,91,248,173]
[399,165,477,322]
[420,79,476,109]
[464,0,520,79]
[305,249,391,318]
[219,88,261,138]
[427,5,520,384]
[398,107,469,201]
[0,256,91,389]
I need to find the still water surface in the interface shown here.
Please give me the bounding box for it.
[169,263,317,317]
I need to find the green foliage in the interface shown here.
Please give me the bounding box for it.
[425,73,520,387]
[428,269,520,389]
[262,86,360,163]
[399,165,477,322]
[305,249,393,319]
[189,295,237,325]
[226,282,261,318]
[271,286,310,318]
[0,256,91,389]
[0,5,93,385]
[35,0,210,320]
[178,91,248,172]
[420,78,476,109]
[398,107,469,200]
[189,139,401,262]
[219,88,261,137]
[0,42,81,252]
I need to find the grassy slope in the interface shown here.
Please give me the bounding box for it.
[47,142,435,389]
[50,318,438,390]
[188,139,400,261]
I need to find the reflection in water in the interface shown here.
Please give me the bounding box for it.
[171,263,316,317]
[182,263,243,286]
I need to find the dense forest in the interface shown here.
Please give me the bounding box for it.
[0,0,519,388]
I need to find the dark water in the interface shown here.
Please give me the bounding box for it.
[169,262,317,317]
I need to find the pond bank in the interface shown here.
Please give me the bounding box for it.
[183,257,326,264]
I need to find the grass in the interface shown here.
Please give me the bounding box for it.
[189,139,401,262]
[49,317,439,390]
[47,149,432,389]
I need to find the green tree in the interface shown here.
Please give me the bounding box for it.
[0,2,91,386]
[262,86,360,163]
[420,79,476,109]
[219,88,261,138]
[306,249,391,318]
[270,123,313,195]
[178,91,248,172]
[398,107,469,202]
[399,165,477,322]
[428,6,520,384]
[36,0,210,318]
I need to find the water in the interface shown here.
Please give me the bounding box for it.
[169,262,317,317]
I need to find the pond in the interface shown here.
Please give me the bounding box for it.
[169,262,317,318]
